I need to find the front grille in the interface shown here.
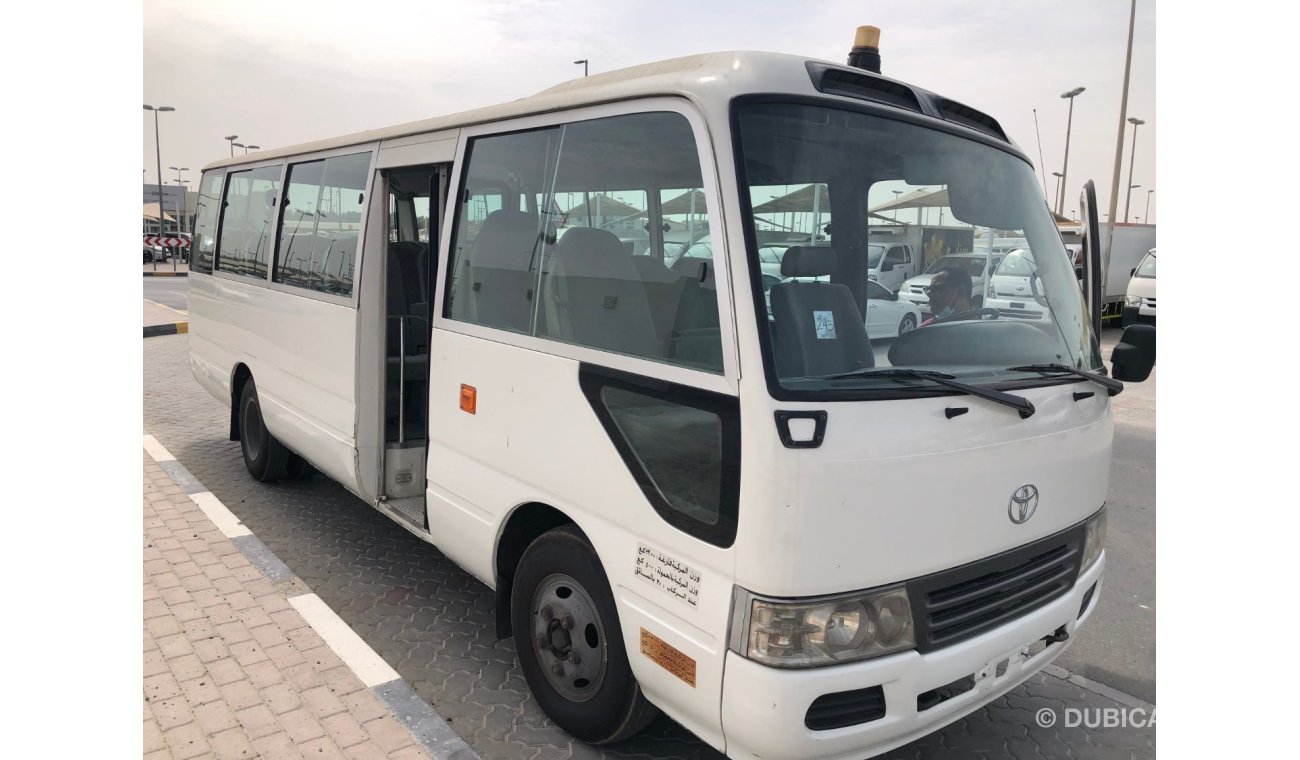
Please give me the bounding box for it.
[805,686,886,731]
[907,524,1084,653]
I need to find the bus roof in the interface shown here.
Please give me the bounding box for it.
[202,50,1021,172]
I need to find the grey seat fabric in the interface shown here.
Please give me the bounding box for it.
[769,246,874,377]
[461,210,545,333]
[669,257,723,372]
[631,255,686,349]
[546,227,659,359]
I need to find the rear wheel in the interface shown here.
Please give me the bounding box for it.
[511,526,658,744]
[238,378,290,482]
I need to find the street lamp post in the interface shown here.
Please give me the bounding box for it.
[1145,189,1154,223]
[1123,116,1145,222]
[574,59,588,77]
[245,144,260,154]
[1057,86,1086,215]
[224,134,239,157]
[169,166,189,238]
[1051,171,1063,208]
[891,189,902,221]
[144,104,175,271]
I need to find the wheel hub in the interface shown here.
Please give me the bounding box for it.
[530,574,607,702]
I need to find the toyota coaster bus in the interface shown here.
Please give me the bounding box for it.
[187,27,1156,760]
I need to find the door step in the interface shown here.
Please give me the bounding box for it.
[383,496,426,529]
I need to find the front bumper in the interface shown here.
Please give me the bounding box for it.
[720,555,1104,760]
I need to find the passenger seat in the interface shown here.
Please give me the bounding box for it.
[546,228,659,359]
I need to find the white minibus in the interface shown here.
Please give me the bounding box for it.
[188,28,1155,760]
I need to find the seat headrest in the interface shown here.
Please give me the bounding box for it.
[471,210,543,269]
[780,246,836,278]
[556,227,625,258]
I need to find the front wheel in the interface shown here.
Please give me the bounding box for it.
[898,313,917,336]
[511,526,659,744]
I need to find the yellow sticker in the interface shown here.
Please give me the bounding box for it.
[640,628,696,687]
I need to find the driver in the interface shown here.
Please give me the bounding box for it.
[922,266,973,325]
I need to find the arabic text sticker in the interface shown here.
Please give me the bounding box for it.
[814,310,836,339]
[634,543,700,608]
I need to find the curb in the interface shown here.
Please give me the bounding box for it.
[144,271,189,277]
[144,322,188,338]
[142,434,481,760]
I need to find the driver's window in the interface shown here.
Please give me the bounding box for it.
[867,281,890,300]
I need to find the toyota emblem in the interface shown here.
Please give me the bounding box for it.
[1009,485,1039,524]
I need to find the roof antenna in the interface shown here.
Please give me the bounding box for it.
[847,26,881,74]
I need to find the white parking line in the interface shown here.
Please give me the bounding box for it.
[143,434,176,462]
[289,593,400,688]
[189,491,252,538]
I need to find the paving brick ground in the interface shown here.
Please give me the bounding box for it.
[144,333,1156,759]
[143,454,432,759]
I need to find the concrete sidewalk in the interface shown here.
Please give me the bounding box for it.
[143,445,468,759]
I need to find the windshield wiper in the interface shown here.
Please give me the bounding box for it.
[826,368,1035,419]
[1006,364,1124,396]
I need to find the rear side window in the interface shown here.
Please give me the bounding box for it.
[190,169,225,274]
[216,165,280,279]
[273,152,371,297]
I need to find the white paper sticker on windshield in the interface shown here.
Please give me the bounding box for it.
[814,310,836,339]
[635,543,700,608]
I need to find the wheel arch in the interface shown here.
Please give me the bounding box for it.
[493,502,582,639]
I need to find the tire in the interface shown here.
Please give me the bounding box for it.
[238,378,290,482]
[511,526,659,745]
[898,313,917,336]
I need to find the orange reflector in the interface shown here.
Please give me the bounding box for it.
[459,384,477,414]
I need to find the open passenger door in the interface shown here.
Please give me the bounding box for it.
[1081,179,1155,381]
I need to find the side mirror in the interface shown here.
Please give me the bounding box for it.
[1110,324,1156,382]
[1130,267,1136,277]
[887,290,898,301]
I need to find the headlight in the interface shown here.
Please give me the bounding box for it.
[1126,294,1142,307]
[731,586,915,668]
[1080,506,1107,573]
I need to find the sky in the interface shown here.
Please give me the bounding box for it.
[143,0,1156,223]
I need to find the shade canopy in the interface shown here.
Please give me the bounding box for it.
[142,202,176,222]
[562,194,643,219]
[659,189,708,215]
[868,187,950,214]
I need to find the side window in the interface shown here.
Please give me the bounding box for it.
[446,111,722,373]
[216,165,280,279]
[580,368,740,547]
[191,169,225,275]
[273,152,371,297]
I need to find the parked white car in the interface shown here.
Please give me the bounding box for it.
[897,252,1005,315]
[864,279,922,337]
[984,248,1052,322]
[1123,248,1156,326]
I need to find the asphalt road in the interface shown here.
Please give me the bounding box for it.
[143,277,189,312]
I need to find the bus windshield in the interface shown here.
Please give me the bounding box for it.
[735,101,1101,394]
